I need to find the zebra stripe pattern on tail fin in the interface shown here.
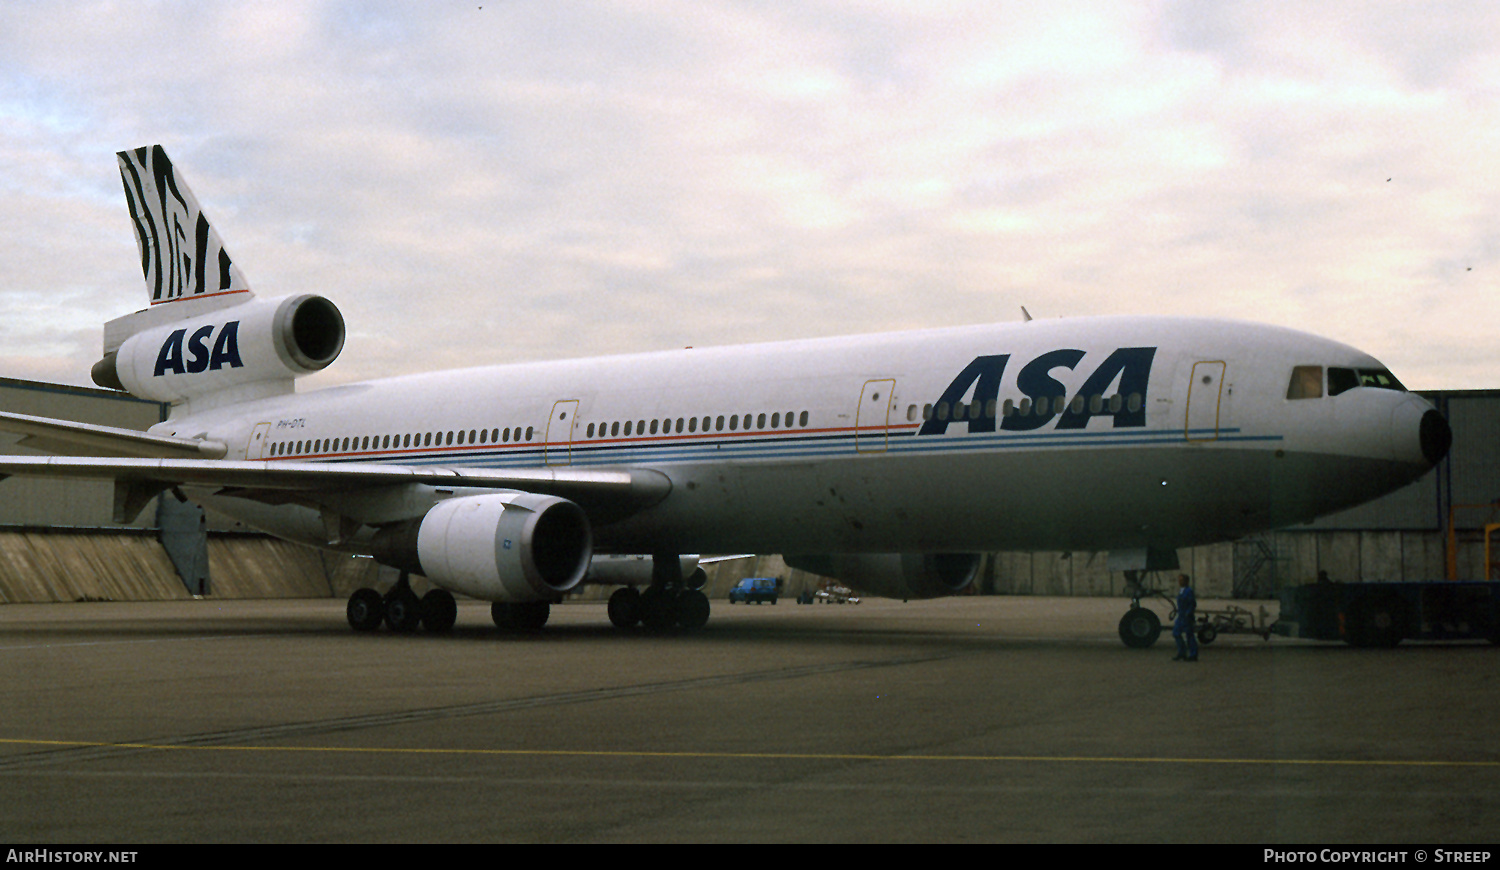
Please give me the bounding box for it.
[117,145,251,305]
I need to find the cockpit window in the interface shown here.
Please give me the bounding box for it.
[1286,366,1323,400]
[1358,369,1405,390]
[1327,367,1359,397]
[1327,367,1406,396]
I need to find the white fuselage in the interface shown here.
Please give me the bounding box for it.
[161,315,1439,558]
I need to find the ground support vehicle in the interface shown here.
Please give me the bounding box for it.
[1274,581,1500,647]
[1195,603,1274,644]
[813,581,860,604]
[728,577,779,604]
[1117,585,1271,649]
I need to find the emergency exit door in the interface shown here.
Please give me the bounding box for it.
[856,379,896,453]
[545,399,579,465]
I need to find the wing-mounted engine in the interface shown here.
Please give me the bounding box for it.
[369,493,593,602]
[92,294,345,405]
[784,553,981,600]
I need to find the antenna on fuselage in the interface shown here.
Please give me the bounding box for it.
[1021,306,1033,322]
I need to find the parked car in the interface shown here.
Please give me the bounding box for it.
[729,577,779,604]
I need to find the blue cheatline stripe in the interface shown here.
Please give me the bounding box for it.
[305,425,1283,470]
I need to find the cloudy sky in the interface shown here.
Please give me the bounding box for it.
[1,1,1497,391]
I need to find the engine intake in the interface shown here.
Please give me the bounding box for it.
[370,493,592,602]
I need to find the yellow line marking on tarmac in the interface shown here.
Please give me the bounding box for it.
[2,738,1497,768]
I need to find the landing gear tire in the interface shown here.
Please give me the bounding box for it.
[639,586,677,632]
[678,589,711,631]
[608,587,642,629]
[385,587,422,632]
[492,601,550,633]
[420,589,458,632]
[347,588,385,632]
[634,587,711,632]
[1119,607,1162,649]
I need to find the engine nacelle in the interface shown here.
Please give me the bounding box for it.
[94,294,345,402]
[370,493,592,602]
[784,553,981,600]
[582,554,703,588]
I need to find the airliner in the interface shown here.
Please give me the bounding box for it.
[0,146,1452,638]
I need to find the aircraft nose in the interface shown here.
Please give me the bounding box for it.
[1420,408,1452,466]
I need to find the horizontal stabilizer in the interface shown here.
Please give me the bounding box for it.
[0,410,227,459]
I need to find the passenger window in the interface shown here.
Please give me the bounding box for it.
[799,411,809,427]
[1287,366,1324,399]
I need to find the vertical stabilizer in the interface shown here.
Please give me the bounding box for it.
[117,145,252,306]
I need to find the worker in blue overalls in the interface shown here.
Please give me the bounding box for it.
[1172,573,1199,662]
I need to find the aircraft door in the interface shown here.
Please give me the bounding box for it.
[856,379,897,453]
[1185,361,1226,441]
[545,400,579,466]
[248,422,271,459]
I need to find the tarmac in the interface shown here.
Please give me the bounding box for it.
[0,594,1496,843]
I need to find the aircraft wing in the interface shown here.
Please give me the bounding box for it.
[0,455,672,525]
[0,410,228,459]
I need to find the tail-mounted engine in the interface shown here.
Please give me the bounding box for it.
[92,294,345,403]
[369,493,593,602]
[784,553,982,600]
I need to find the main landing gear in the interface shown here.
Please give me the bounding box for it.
[606,553,711,632]
[1117,570,1163,649]
[346,572,456,633]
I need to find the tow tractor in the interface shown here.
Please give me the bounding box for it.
[1116,573,1274,649]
